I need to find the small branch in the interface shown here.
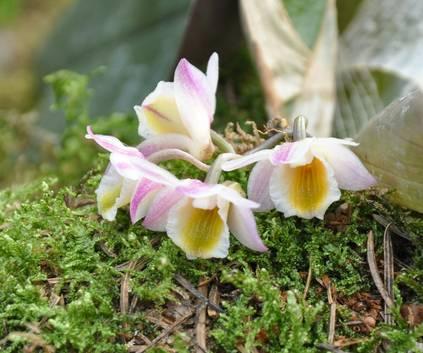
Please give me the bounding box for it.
[383,224,394,325]
[135,310,195,353]
[175,274,222,313]
[372,214,410,241]
[303,262,312,300]
[120,260,137,315]
[147,148,210,172]
[367,231,394,308]
[316,343,348,353]
[327,282,337,344]
[195,279,208,353]
[245,131,285,155]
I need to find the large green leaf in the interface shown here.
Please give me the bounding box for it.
[355,90,423,212]
[36,0,191,133]
[240,0,337,136]
[334,0,423,137]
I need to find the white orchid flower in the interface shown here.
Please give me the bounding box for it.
[86,128,267,259]
[222,137,376,219]
[86,127,176,221]
[134,53,219,161]
[138,179,267,259]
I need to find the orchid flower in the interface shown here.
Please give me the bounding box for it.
[134,53,219,161]
[86,127,178,221]
[130,177,267,259]
[86,128,267,259]
[222,137,376,219]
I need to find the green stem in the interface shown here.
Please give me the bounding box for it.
[204,153,239,184]
[211,129,235,153]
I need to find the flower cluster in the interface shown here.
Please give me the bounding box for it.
[86,53,376,259]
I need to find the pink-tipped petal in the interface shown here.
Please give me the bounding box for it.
[247,160,275,212]
[176,180,259,209]
[137,133,195,157]
[95,165,136,221]
[228,205,267,252]
[270,138,314,167]
[130,179,163,224]
[221,150,273,171]
[174,58,213,143]
[135,81,189,139]
[110,153,178,185]
[86,126,142,157]
[206,52,219,95]
[142,188,184,231]
[214,184,259,209]
[312,142,376,191]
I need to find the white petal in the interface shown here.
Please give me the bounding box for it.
[166,198,230,259]
[109,153,178,185]
[137,133,195,157]
[95,165,136,221]
[174,58,213,147]
[228,205,268,252]
[206,52,219,95]
[221,150,273,171]
[86,126,142,157]
[269,158,341,219]
[312,141,376,190]
[142,187,184,231]
[247,160,275,212]
[135,81,189,139]
[269,138,314,167]
[129,179,163,224]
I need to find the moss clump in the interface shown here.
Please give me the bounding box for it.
[1,161,422,352]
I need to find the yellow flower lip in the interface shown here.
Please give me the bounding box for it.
[180,207,225,258]
[288,158,329,214]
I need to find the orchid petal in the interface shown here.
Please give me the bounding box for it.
[86,126,142,157]
[147,148,210,172]
[137,133,196,157]
[174,58,213,146]
[206,52,219,95]
[129,179,163,224]
[95,165,136,221]
[176,181,259,209]
[228,205,268,252]
[247,160,275,212]
[109,153,178,185]
[221,150,273,171]
[270,138,314,167]
[142,187,184,231]
[135,81,189,139]
[312,141,376,190]
[269,158,341,219]
[166,198,230,259]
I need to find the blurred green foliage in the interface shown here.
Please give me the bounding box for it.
[0,0,23,24]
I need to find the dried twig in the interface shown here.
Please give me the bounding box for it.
[135,310,195,353]
[207,284,220,318]
[383,224,394,325]
[120,260,137,314]
[367,231,394,308]
[316,343,348,353]
[195,279,208,353]
[327,281,337,344]
[175,274,222,313]
[372,214,410,240]
[303,262,312,300]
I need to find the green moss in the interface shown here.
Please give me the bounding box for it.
[1,163,422,352]
[1,64,422,352]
